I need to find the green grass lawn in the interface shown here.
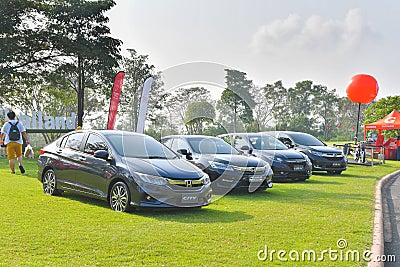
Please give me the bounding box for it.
[0,157,399,266]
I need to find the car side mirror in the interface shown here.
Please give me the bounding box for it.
[177,149,193,160]
[94,150,110,160]
[240,145,250,150]
[240,145,253,154]
[284,141,294,148]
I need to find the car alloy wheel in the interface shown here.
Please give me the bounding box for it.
[43,169,61,196]
[110,182,131,212]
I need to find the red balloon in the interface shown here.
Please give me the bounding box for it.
[346,74,379,104]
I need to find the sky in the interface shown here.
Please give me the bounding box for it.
[107,0,400,100]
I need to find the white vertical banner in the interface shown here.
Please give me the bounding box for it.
[136,77,154,133]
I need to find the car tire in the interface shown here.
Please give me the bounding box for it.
[109,182,131,212]
[42,169,62,196]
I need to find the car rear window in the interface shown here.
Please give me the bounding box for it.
[64,132,85,151]
[187,137,239,155]
[288,133,325,146]
[248,135,288,150]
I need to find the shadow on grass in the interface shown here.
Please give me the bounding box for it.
[59,192,253,223]
[137,207,253,223]
[60,192,110,209]
[272,178,343,185]
[223,187,372,209]
[313,171,377,179]
[305,179,343,185]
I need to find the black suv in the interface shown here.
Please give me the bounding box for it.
[265,131,347,174]
[161,135,273,193]
[218,133,312,182]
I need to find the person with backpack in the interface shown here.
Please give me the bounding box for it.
[0,111,30,174]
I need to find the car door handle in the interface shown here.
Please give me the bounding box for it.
[79,156,86,161]
[56,149,63,154]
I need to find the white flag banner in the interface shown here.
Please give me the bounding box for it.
[136,77,153,133]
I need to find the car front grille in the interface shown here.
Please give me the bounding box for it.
[323,153,344,159]
[231,166,266,173]
[166,178,204,188]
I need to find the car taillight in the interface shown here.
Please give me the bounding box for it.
[40,148,45,155]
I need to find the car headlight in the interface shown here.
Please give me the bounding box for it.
[208,161,234,171]
[263,155,274,163]
[135,172,168,186]
[309,150,323,157]
[303,154,312,165]
[202,173,211,185]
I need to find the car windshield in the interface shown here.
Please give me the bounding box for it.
[106,134,177,159]
[288,132,325,146]
[248,135,288,150]
[187,137,239,155]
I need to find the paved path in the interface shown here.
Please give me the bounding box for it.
[384,175,400,266]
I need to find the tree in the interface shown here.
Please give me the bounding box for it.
[3,79,76,143]
[312,85,339,140]
[217,69,255,132]
[165,87,212,133]
[364,96,400,138]
[251,85,271,131]
[45,0,122,127]
[0,0,52,84]
[120,49,155,131]
[261,80,288,130]
[0,0,122,128]
[335,97,369,141]
[287,81,314,117]
[184,101,215,134]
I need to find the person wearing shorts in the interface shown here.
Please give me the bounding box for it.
[0,111,30,174]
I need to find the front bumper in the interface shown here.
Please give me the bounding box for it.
[131,182,212,208]
[308,155,347,172]
[271,161,312,181]
[206,167,273,193]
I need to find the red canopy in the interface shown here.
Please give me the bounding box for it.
[364,109,400,138]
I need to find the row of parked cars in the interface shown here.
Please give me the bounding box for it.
[38,130,347,212]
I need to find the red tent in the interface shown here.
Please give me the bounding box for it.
[364,109,400,139]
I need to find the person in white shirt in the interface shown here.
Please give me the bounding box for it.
[0,111,30,174]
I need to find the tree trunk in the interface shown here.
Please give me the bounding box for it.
[77,56,84,127]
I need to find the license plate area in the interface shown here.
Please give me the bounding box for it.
[293,165,303,171]
[181,193,199,204]
[332,163,341,167]
[249,175,265,183]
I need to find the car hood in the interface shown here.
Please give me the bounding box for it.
[123,157,204,179]
[193,153,267,167]
[254,149,305,159]
[308,146,342,153]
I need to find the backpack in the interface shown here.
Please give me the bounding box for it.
[8,122,20,141]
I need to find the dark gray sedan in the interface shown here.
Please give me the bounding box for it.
[38,130,212,212]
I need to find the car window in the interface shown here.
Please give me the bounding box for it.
[171,138,190,153]
[106,134,177,159]
[65,132,85,151]
[187,137,239,155]
[234,136,248,149]
[288,132,325,146]
[220,135,232,145]
[84,134,108,154]
[57,135,68,148]
[248,135,288,150]
[161,138,173,148]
